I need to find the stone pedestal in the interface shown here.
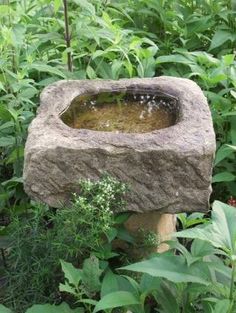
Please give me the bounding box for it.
[125,212,176,253]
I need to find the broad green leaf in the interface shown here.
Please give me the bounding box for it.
[81,255,102,294]
[121,255,209,285]
[186,16,213,36]
[6,146,24,164]
[116,226,134,243]
[214,145,235,165]
[93,291,140,313]
[72,0,95,16]
[114,212,132,224]
[0,136,15,147]
[156,280,180,313]
[59,282,77,296]
[60,260,82,287]
[227,145,236,151]
[209,30,235,51]
[213,299,231,313]
[29,63,66,78]
[0,106,12,121]
[86,65,97,79]
[105,227,117,243]
[230,90,236,99]
[176,201,236,255]
[54,0,61,12]
[191,239,215,258]
[0,304,12,313]
[0,5,10,17]
[26,303,83,313]
[101,270,139,298]
[0,82,6,92]
[2,177,23,186]
[156,54,193,65]
[12,24,26,47]
[212,172,235,183]
[101,270,120,297]
[140,273,161,294]
[223,54,235,66]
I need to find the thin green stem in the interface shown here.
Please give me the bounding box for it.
[63,0,73,72]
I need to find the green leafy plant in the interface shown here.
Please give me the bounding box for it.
[1,175,129,313]
[89,200,236,313]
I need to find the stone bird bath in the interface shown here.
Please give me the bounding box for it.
[23,77,215,251]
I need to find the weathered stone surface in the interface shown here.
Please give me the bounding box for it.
[23,77,216,213]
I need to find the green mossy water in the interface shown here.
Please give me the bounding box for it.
[61,91,178,133]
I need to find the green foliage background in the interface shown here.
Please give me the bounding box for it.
[0,0,235,208]
[0,1,236,312]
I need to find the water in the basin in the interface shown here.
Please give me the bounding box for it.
[61,91,178,133]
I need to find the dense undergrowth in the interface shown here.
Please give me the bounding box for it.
[0,0,236,312]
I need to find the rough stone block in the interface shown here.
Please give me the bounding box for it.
[23,77,216,213]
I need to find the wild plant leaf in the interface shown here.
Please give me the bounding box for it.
[139,273,161,294]
[0,305,12,313]
[6,146,24,165]
[156,54,194,66]
[59,282,77,296]
[1,177,23,186]
[0,106,12,121]
[81,255,102,294]
[0,81,6,91]
[12,24,26,47]
[28,62,66,79]
[230,90,236,99]
[101,269,139,298]
[209,30,235,51]
[93,291,140,313]
[186,16,213,36]
[54,0,61,13]
[72,0,95,16]
[156,280,180,313]
[223,54,235,66]
[101,270,120,297]
[227,145,236,151]
[86,65,97,79]
[114,212,132,224]
[105,227,117,243]
[191,239,215,258]
[60,260,82,287]
[26,303,83,313]
[212,172,235,183]
[120,255,210,285]
[121,275,140,296]
[213,299,231,313]
[176,201,236,255]
[116,226,134,243]
[0,5,10,17]
[214,145,235,165]
[230,116,236,145]
[0,136,15,147]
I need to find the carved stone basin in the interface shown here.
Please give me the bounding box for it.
[23,77,216,214]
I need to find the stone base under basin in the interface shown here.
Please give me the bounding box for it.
[125,212,176,254]
[23,77,216,213]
